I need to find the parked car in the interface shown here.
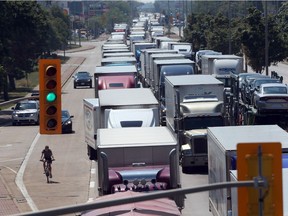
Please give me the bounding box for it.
[11,100,40,125]
[72,71,92,88]
[62,110,74,133]
[253,83,288,113]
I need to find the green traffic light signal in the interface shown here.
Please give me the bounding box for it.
[46,92,56,102]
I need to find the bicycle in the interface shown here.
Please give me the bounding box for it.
[40,159,54,183]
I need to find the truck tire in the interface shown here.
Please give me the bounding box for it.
[87,145,97,160]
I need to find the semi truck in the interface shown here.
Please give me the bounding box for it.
[100,56,137,67]
[148,53,185,82]
[83,88,159,160]
[96,126,184,208]
[151,59,195,103]
[165,75,225,172]
[207,124,288,216]
[167,42,193,59]
[201,55,243,88]
[94,65,138,98]
[138,49,178,87]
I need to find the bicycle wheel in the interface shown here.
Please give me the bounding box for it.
[45,167,50,183]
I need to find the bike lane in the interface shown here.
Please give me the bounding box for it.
[0,45,94,215]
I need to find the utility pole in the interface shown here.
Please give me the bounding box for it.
[168,0,170,38]
[264,1,269,76]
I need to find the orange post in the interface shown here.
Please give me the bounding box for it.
[237,142,283,216]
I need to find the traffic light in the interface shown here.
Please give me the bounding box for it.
[39,59,62,134]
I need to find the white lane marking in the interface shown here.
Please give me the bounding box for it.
[0,165,17,174]
[87,198,94,203]
[15,133,40,212]
[90,181,95,188]
[91,168,96,174]
[0,157,23,163]
[0,144,13,147]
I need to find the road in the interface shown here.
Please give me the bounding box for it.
[0,39,213,216]
[2,38,287,215]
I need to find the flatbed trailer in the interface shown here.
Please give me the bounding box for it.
[225,74,288,130]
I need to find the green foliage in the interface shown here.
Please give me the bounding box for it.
[102,1,132,33]
[0,1,70,99]
[183,2,288,73]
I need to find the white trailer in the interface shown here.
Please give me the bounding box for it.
[83,88,159,160]
[165,75,225,170]
[207,125,288,216]
[101,56,137,67]
[201,54,243,77]
[152,59,195,99]
[167,42,193,59]
[139,49,178,87]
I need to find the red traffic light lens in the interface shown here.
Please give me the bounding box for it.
[46,66,57,76]
[46,80,57,89]
[46,106,57,115]
[47,119,57,128]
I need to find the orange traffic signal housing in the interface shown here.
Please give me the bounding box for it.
[39,59,62,134]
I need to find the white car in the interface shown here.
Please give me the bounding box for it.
[11,100,40,125]
[253,83,288,113]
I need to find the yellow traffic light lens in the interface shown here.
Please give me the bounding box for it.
[46,66,57,76]
[46,92,56,102]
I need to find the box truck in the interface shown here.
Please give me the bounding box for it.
[207,125,288,216]
[83,88,159,160]
[165,75,225,171]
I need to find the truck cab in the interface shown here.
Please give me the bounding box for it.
[96,127,184,208]
[94,65,138,97]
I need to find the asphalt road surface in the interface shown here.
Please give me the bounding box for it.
[1,37,287,216]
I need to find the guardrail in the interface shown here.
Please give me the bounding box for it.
[0,96,39,109]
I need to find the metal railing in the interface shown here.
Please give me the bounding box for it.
[17,179,266,216]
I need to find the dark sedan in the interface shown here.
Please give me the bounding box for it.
[62,110,74,133]
[73,71,92,88]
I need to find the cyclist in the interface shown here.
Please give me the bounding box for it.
[40,145,54,178]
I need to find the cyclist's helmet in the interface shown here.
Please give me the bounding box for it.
[45,145,49,149]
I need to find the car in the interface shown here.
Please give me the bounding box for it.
[72,71,92,88]
[11,100,40,125]
[240,73,266,103]
[62,110,74,133]
[248,78,281,103]
[252,83,288,113]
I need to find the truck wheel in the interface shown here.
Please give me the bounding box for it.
[36,116,40,125]
[88,145,97,160]
[182,167,189,173]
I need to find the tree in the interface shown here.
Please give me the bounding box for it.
[0,2,70,100]
[276,2,288,59]
[103,2,131,33]
[241,7,287,73]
